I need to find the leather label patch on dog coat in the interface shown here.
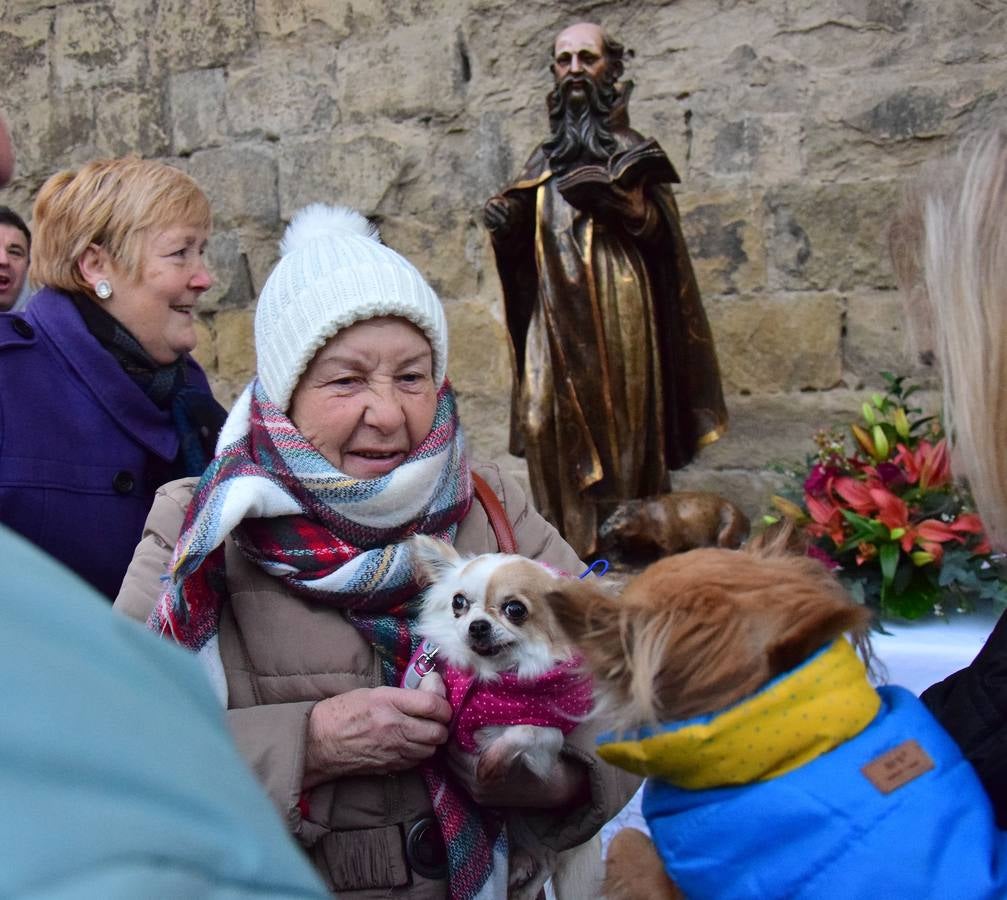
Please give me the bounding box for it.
[861,739,935,794]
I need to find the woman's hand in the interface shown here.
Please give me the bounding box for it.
[445,742,589,810]
[303,686,453,787]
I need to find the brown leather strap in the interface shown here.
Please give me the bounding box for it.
[472,471,517,554]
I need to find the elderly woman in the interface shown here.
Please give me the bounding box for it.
[891,128,1007,827]
[115,205,636,898]
[0,157,225,599]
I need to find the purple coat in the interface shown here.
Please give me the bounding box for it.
[0,288,217,599]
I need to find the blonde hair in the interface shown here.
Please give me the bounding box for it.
[29,156,211,296]
[891,129,1007,545]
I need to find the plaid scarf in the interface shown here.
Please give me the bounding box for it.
[149,378,506,899]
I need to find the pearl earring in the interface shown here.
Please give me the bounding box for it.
[95,279,112,300]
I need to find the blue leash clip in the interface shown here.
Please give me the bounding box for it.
[579,559,610,579]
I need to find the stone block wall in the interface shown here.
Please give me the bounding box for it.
[3,0,1004,518]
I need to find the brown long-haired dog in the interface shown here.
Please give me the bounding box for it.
[547,531,873,899]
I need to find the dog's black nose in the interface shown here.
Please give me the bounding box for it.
[469,620,491,639]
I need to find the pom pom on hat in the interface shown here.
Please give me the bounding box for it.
[279,204,380,256]
[254,203,449,411]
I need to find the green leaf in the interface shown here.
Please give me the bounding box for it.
[879,542,900,588]
[977,578,1007,610]
[938,546,975,587]
[892,557,914,594]
[839,573,884,615]
[838,510,889,544]
[885,576,940,620]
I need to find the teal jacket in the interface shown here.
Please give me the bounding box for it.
[0,524,326,898]
[640,686,1007,899]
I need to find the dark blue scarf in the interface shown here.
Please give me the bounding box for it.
[70,293,226,479]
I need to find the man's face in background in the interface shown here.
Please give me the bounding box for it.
[0,224,29,310]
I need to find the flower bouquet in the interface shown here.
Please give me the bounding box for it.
[767,373,1007,620]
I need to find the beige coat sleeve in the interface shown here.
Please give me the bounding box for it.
[470,462,642,851]
[113,477,199,623]
[227,702,317,838]
[114,478,320,835]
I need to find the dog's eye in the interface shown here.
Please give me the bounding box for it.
[451,593,468,613]
[502,600,528,623]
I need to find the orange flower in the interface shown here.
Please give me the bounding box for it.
[805,493,845,545]
[894,439,951,490]
[915,519,960,543]
[906,517,964,565]
[855,542,878,565]
[919,439,951,490]
[851,424,878,459]
[951,513,992,554]
[834,477,876,514]
[869,487,908,531]
[951,513,984,535]
[893,443,921,484]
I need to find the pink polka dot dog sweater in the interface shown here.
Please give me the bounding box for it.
[404,643,594,752]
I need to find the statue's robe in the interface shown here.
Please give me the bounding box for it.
[490,122,726,556]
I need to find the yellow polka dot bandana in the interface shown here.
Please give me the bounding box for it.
[596,639,881,789]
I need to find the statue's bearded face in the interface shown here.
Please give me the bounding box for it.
[543,47,620,172]
[552,23,609,84]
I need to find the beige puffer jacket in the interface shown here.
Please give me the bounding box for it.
[115,461,638,897]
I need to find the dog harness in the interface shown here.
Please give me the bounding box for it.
[596,639,880,788]
[402,641,594,752]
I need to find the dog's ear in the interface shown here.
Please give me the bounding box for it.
[409,535,462,585]
[743,532,874,675]
[547,580,634,689]
[766,589,873,675]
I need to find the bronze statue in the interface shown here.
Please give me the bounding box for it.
[483,22,727,556]
[598,492,750,561]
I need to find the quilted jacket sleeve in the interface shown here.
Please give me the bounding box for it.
[114,477,199,622]
[113,478,321,835]
[227,702,318,838]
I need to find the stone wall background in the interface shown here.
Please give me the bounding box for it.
[3,0,1006,517]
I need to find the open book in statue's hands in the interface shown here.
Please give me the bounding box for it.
[555,139,680,210]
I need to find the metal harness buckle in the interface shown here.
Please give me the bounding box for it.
[403,641,440,690]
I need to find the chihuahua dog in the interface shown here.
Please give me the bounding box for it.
[547,530,1007,899]
[408,535,597,900]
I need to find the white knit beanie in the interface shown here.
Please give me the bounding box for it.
[254,204,449,411]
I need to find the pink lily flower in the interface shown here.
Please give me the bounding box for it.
[833,477,876,515]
